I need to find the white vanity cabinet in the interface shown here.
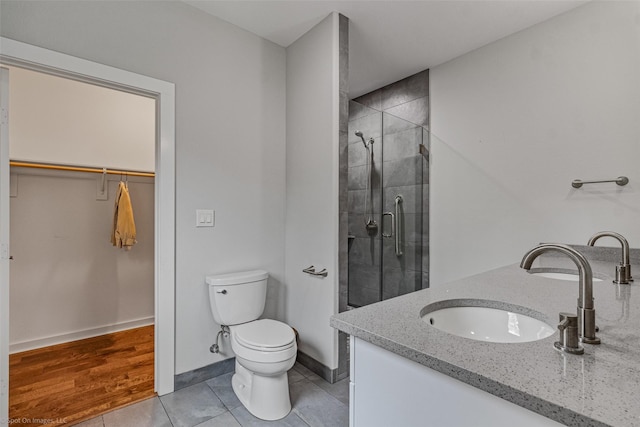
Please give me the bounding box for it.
[350,337,562,427]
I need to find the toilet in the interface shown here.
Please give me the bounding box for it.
[206,270,297,421]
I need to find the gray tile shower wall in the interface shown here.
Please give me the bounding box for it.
[347,69,429,307]
[385,97,429,128]
[380,71,429,111]
[337,13,350,381]
[355,70,429,112]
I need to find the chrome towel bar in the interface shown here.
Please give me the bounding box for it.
[572,176,628,189]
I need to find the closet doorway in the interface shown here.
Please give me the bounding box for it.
[0,38,176,425]
[7,64,156,424]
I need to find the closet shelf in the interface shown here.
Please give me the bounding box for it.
[9,161,155,178]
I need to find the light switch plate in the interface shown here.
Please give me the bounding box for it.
[196,209,215,227]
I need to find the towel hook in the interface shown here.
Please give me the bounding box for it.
[101,168,107,194]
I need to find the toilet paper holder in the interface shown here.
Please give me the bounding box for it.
[303,265,328,277]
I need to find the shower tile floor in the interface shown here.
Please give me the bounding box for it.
[74,362,349,427]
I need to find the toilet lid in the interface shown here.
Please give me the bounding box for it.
[233,319,295,351]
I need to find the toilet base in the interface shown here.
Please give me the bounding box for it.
[232,360,293,421]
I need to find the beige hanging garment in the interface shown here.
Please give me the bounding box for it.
[111,181,137,250]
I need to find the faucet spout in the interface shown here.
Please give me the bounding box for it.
[520,243,600,345]
[588,231,633,284]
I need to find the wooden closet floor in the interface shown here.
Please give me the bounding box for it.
[9,325,155,426]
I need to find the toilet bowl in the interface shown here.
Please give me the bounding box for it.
[206,270,297,421]
[229,319,297,420]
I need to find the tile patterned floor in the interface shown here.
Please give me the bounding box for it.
[73,363,349,427]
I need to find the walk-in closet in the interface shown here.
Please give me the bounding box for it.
[4,65,156,425]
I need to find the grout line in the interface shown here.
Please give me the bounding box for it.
[156,396,175,427]
[291,407,314,427]
[228,408,243,427]
[204,376,232,411]
[299,413,313,427]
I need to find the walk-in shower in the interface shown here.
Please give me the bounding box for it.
[346,70,430,308]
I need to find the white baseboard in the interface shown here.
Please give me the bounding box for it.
[9,316,155,354]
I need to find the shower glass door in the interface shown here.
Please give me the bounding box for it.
[347,101,429,307]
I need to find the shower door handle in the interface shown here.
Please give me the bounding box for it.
[382,212,394,238]
[393,196,403,256]
[383,196,403,256]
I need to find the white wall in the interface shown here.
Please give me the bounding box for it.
[9,172,154,352]
[285,13,340,369]
[0,1,287,374]
[8,66,155,172]
[430,1,640,286]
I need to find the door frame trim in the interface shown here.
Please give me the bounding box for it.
[0,38,176,412]
[0,65,11,427]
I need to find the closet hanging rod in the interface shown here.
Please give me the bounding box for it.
[9,161,155,178]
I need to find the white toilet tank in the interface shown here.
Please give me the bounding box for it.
[206,270,268,325]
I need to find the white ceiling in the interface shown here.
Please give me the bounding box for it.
[184,0,588,97]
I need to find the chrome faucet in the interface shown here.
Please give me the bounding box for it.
[520,244,600,345]
[588,231,633,284]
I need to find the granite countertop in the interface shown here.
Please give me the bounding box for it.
[330,245,640,427]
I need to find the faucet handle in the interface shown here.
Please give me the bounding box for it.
[554,312,584,355]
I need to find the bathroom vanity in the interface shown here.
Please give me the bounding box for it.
[331,246,640,427]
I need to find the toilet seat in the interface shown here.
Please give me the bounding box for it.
[233,319,295,351]
[230,320,297,364]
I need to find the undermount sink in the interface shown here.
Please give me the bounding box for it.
[530,271,603,282]
[421,300,554,343]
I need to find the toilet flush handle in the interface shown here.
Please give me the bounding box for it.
[216,289,227,294]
